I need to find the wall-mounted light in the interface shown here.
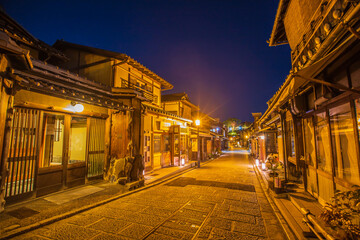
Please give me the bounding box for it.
[74,103,84,113]
[195,119,200,126]
[260,135,265,140]
[255,159,259,166]
[65,102,84,113]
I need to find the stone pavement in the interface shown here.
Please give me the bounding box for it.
[10,151,287,240]
[0,160,196,238]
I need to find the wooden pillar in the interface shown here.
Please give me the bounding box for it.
[0,77,13,213]
[280,111,288,181]
[130,98,144,181]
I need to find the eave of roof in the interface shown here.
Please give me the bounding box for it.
[0,10,68,61]
[162,93,199,110]
[142,103,193,123]
[53,40,173,90]
[268,0,290,47]
[161,92,187,102]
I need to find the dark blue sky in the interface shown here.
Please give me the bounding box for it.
[2,0,291,122]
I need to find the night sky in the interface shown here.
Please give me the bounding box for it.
[2,1,291,122]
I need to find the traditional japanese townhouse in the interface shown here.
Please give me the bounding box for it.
[0,11,144,210]
[52,41,180,172]
[162,93,198,163]
[192,111,220,161]
[258,0,360,205]
[143,106,192,170]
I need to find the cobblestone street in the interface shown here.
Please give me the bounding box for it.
[12,151,286,240]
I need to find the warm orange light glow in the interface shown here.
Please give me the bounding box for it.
[195,119,200,126]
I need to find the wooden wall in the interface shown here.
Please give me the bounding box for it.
[284,0,322,50]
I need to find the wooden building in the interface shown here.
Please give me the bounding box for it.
[162,93,225,162]
[256,0,360,205]
[192,112,223,161]
[0,11,146,210]
[53,41,196,173]
[162,93,198,163]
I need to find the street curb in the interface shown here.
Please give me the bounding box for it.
[0,157,218,239]
[252,161,297,240]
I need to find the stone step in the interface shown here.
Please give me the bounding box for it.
[275,197,316,240]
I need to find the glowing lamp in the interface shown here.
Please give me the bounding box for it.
[181,158,185,165]
[195,119,200,126]
[260,135,265,140]
[74,104,84,113]
[255,159,259,166]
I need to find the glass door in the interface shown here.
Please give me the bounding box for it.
[66,117,87,187]
[303,117,318,196]
[37,113,66,196]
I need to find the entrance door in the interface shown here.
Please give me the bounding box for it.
[303,118,318,196]
[87,118,106,178]
[66,117,87,187]
[144,135,151,169]
[172,134,180,166]
[5,108,40,201]
[37,113,66,196]
[37,114,88,195]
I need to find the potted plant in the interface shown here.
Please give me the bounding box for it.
[320,186,360,239]
[265,153,279,177]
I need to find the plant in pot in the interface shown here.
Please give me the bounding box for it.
[320,186,360,239]
[265,153,279,177]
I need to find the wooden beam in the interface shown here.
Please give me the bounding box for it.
[70,58,112,71]
[294,74,360,95]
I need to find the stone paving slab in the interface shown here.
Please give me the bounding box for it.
[44,185,104,205]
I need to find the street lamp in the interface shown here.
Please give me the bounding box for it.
[195,119,200,168]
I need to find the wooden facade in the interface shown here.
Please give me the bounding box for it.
[256,0,360,206]
[0,11,144,209]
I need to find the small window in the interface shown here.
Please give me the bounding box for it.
[156,121,161,130]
